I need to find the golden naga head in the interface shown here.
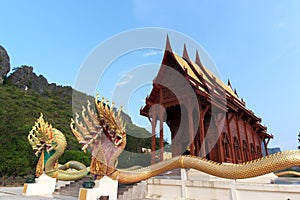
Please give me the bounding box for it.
[94,93,126,146]
[70,94,126,153]
[28,113,56,156]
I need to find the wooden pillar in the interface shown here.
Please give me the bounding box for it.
[199,106,209,158]
[235,114,245,161]
[264,138,270,155]
[226,113,236,163]
[159,111,164,161]
[188,103,195,156]
[158,87,164,161]
[250,121,257,159]
[254,126,262,158]
[151,114,157,164]
[214,114,225,163]
[194,132,200,157]
[243,118,251,161]
[199,107,204,157]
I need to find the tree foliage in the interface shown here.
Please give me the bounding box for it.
[59,150,91,166]
[0,84,77,181]
[0,83,163,184]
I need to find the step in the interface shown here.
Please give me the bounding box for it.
[56,178,141,198]
[117,183,138,198]
[55,177,91,197]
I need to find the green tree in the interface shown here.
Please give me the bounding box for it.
[0,82,161,183]
[59,150,91,166]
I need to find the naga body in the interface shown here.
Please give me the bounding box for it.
[28,114,89,181]
[69,95,300,184]
[28,96,300,183]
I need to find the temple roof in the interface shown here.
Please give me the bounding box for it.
[140,36,271,138]
[163,34,240,102]
[173,52,240,100]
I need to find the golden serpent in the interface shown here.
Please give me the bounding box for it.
[116,150,300,184]
[28,114,89,181]
[28,100,300,183]
[69,96,300,184]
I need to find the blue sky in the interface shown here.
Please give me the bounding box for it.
[1,1,300,150]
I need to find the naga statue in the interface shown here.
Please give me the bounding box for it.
[28,95,300,183]
[69,95,300,184]
[28,113,89,181]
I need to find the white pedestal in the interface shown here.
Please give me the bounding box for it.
[23,173,56,197]
[79,176,118,200]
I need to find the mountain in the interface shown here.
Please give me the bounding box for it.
[268,147,281,155]
[0,46,159,185]
[0,45,10,84]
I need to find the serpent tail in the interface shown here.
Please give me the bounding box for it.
[117,150,300,184]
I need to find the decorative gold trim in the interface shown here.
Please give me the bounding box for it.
[79,188,87,200]
[36,151,44,177]
[22,184,28,194]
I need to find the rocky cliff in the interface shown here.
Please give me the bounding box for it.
[8,66,48,92]
[1,45,134,124]
[0,45,10,84]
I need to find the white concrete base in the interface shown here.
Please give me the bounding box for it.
[146,175,300,200]
[22,173,56,197]
[78,176,118,200]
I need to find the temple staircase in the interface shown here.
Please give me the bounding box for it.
[54,177,90,197]
[118,182,147,200]
[117,183,137,197]
[54,178,147,199]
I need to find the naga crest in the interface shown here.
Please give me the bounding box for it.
[70,94,126,179]
[28,113,66,156]
[28,113,67,177]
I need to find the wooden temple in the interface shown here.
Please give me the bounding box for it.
[140,36,273,164]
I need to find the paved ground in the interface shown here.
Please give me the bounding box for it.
[1,178,299,199]
[0,187,77,200]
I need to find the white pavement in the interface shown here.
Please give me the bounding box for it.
[0,187,77,200]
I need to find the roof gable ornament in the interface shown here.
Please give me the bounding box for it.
[165,34,172,52]
[234,88,239,97]
[182,43,191,63]
[241,98,245,104]
[195,49,203,67]
[228,79,233,89]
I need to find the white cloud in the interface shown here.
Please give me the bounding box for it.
[142,49,163,57]
[116,74,133,86]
